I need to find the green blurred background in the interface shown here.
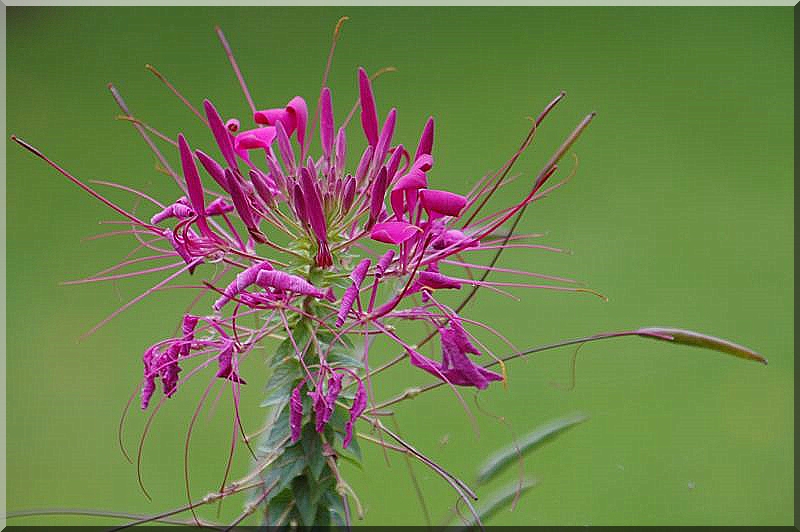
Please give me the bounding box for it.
[6,6,793,526]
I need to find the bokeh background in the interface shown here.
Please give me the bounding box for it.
[6,6,793,527]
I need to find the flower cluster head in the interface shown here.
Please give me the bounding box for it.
[98,53,584,445]
[11,40,598,452]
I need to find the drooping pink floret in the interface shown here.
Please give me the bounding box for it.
[290,386,304,443]
[215,342,246,383]
[255,269,327,299]
[214,260,274,311]
[315,371,343,433]
[336,258,372,326]
[151,199,194,224]
[344,380,367,448]
[179,314,200,357]
[407,319,503,390]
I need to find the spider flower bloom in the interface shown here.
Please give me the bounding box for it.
[14,58,594,409]
[11,21,769,530]
[14,23,670,528]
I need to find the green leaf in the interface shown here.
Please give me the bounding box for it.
[292,475,315,526]
[450,477,538,529]
[261,359,302,407]
[301,425,326,480]
[264,488,294,527]
[477,412,587,484]
[272,324,311,366]
[635,327,767,365]
[261,444,307,498]
[328,350,363,369]
[324,490,348,528]
[259,406,292,455]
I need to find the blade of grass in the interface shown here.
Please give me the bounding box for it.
[476,412,587,484]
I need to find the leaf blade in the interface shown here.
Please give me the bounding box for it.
[476,412,587,484]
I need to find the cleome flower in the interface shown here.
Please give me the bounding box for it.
[11,19,765,528]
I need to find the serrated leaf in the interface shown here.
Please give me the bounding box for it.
[635,327,767,365]
[450,477,538,529]
[477,412,587,484]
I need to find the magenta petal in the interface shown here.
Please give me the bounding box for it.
[224,168,257,232]
[392,168,428,192]
[179,314,200,358]
[216,343,246,383]
[275,121,297,175]
[449,318,481,356]
[151,201,194,224]
[342,175,356,213]
[386,144,405,180]
[336,258,371,327]
[420,189,468,218]
[336,284,359,327]
[372,108,397,169]
[233,127,277,162]
[319,87,334,161]
[203,99,237,169]
[178,134,206,218]
[287,96,308,152]
[249,168,276,206]
[343,381,367,448]
[355,145,374,183]
[370,221,422,245]
[300,168,328,245]
[253,108,295,133]
[292,183,308,225]
[334,127,347,178]
[358,67,379,147]
[195,149,230,193]
[160,344,182,398]
[369,166,388,226]
[415,116,435,160]
[407,347,443,377]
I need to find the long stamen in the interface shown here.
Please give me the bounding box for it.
[11,136,161,232]
[215,26,256,115]
[145,64,208,125]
